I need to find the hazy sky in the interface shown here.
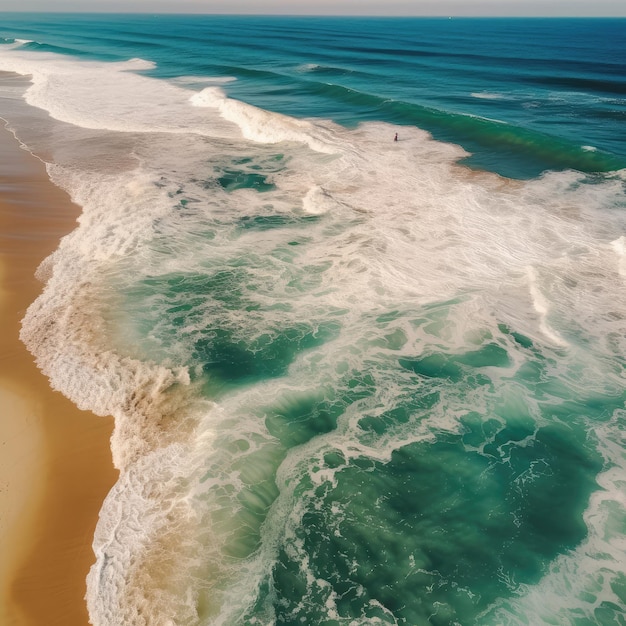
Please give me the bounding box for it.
[0,0,625,16]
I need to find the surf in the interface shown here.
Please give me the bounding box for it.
[1,16,625,625]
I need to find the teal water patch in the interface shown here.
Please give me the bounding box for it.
[215,155,285,193]
[284,77,626,177]
[115,259,342,392]
[237,214,321,232]
[218,170,276,193]
[241,329,622,624]
[399,342,510,383]
[264,371,377,448]
[382,99,626,178]
[498,322,534,350]
[263,423,600,625]
[196,320,341,387]
[255,417,604,624]
[213,440,284,560]
[103,240,622,624]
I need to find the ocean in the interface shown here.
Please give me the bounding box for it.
[1,13,625,625]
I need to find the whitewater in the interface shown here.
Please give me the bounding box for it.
[1,15,625,625]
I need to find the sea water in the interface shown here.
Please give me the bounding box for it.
[0,14,625,625]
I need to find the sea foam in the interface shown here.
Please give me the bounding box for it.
[2,37,625,625]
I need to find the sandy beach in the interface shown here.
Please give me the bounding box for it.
[0,125,117,626]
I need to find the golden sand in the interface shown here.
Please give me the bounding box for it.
[0,125,117,626]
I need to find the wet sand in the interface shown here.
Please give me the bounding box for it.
[0,125,117,626]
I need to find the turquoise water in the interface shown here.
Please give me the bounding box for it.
[1,15,625,625]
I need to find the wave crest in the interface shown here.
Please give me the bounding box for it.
[190,86,338,153]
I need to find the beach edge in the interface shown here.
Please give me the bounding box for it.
[0,125,117,626]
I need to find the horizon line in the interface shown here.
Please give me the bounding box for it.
[1,11,625,18]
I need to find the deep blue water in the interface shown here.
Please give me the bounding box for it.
[2,14,626,177]
[1,14,625,626]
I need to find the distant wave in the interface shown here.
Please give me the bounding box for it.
[0,37,35,47]
[471,91,505,100]
[533,74,626,96]
[19,40,86,56]
[297,62,320,72]
[297,62,353,75]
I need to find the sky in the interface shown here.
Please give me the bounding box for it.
[0,0,625,16]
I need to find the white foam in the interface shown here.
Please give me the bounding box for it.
[297,63,320,72]
[302,185,345,214]
[36,124,626,622]
[113,57,157,71]
[190,86,339,153]
[471,91,505,100]
[526,266,569,347]
[611,235,626,278]
[0,48,238,138]
[5,44,626,626]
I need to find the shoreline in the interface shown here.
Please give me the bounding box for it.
[0,124,117,626]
